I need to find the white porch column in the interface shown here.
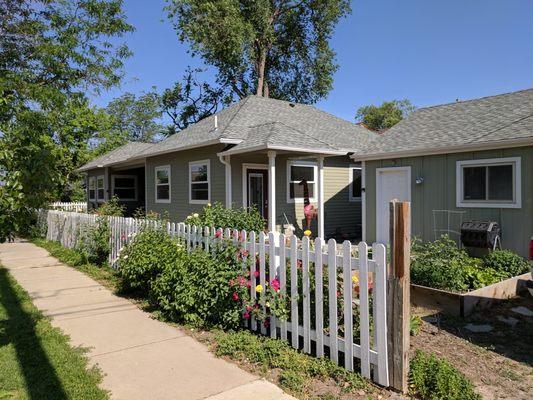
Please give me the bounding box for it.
[225,155,232,208]
[317,155,325,240]
[104,167,110,201]
[267,151,277,232]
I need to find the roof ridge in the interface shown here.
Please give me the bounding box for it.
[219,96,254,138]
[417,88,533,112]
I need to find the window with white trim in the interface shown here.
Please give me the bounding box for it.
[96,175,105,202]
[155,166,171,203]
[456,157,521,208]
[287,161,317,202]
[189,160,210,203]
[112,175,137,201]
[88,176,96,201]
[349,164,362,201]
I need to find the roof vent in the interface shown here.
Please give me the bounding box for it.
[289,103,295,108]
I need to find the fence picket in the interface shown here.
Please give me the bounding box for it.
[302,236,311,353]
[373,243,389,386]
[290,235,299,349]
[328,238,338,364]
[314,237,324,357]
[268,232,277,339]
[248,231,257,331]
[343,241,354,371]
[279,234,287,341]
[358,242,371,378]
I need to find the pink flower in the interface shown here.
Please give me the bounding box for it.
[246,280,252,288]
[246,305,253,312]
[120,234,126,241]
[215,231,222,238]
[232,292,239,301]
[270,278,280,292]
[263,318,270,328]
[243,312,250,319]
[254,270,260,278]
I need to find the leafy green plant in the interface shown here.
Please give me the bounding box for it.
[409,350,481,400]
[410,315,422,336]
[94,196,125,217]
[118,228,185,296]
[152,243,247,329]
[483,250,530,278]
[185,202,266,232]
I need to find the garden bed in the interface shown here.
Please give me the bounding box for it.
[411,271,531,317]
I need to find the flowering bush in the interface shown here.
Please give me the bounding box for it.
[184,202,266,232]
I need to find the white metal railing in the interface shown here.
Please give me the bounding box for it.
[42,210,389,386]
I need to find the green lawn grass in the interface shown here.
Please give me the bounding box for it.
[0,266,109,400]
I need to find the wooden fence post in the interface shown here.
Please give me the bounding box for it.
[387,200,411,393]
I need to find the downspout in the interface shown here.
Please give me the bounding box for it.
[218,154,232,208]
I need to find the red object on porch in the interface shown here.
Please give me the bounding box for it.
[529,236,533,260]
[299,179,317,229]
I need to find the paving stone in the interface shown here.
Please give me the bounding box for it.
[464,323,493,333]
[511,306,533,317]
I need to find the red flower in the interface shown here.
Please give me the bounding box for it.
[254,270,260,278]
[246,305,253,311]
[215,231,222,238]
[243,312,250,319]
[232,292,239,301]
[270,278,280,292]
[246,280,252,288]
[263,318,270,328]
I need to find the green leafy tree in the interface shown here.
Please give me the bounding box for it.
[0,0,133,241]
[166,0,351,104]
[355,99,415,131]
[104,90,165,142]
[162,68,232,135]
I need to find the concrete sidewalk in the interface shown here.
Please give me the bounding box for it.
[0,240,295,400]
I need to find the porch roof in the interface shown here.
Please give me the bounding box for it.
[217,121,346,156]
[76,142,153,172]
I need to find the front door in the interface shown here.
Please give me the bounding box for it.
[376,167,411,244]
[247,169,268,218]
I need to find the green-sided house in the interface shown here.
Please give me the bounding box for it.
[352,89,533,258]
[77,96,376,240]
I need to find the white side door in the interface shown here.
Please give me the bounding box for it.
[376,167,411,244]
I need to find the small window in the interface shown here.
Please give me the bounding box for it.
[88,176,96,201]
[112,175,137,201]
[189,160,210,204]
[457,157,521,208]
[96,176,105,202]
[349,165,362,201]
[155,166,171,203]
[287,161,317,203]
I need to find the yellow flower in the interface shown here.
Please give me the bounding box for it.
[255,284,263,293]
[352,275,359,284]
[207,202,211,207]
[303,230,312,237]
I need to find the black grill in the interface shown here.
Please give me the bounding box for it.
[460,220,501,249]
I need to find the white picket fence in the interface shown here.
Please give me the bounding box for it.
[49,202,88,213]
[42,210,389,386]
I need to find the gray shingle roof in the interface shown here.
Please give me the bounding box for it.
[134,95,376,159]
[352,88,533,160]
[77,142,153,172]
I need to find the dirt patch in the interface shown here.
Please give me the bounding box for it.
[411,293,533,400]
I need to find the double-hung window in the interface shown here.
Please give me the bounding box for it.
[96,176,105,202]
[349,164,362,202]
[88,176,96,201]
[112,175,137,201]
[155,166,171,203]
[456,157,521,208]
[189,160,210,204]
[287,161,317,203]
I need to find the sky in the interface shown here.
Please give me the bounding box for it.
[89,0,533,122]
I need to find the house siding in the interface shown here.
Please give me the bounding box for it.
[363,145,533,257]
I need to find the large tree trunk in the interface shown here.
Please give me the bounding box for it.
[256,47,267,97]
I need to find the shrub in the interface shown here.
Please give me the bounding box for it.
[94,196,125,217]
[118,228,185,296]
[409,350,481,400]
[151,242,246,329]
[483,250,530,278]
[185,202,265,232]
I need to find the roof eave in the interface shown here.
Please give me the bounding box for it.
[219,144,347,157]
[350,137,533,161]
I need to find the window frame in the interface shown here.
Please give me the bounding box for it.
[456,157,521,209]
[286,160,318,203]
[111,174,138,201]
[155,165,171,203]
[88,176,96,201]
[349,164,362,202]
[189,159,210,204]
[96,175,105,202]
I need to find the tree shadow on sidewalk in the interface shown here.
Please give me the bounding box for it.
[0,268,68,399]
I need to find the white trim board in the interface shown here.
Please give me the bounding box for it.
[349,164,362,202]
[455,156,522,209]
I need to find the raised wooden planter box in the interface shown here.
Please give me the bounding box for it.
[411,272,532,317]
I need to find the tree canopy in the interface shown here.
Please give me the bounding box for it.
[0,0,133,240]
[166,0,351,104]
[355,99,415,132]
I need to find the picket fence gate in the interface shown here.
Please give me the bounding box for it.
[43,210,389,386]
